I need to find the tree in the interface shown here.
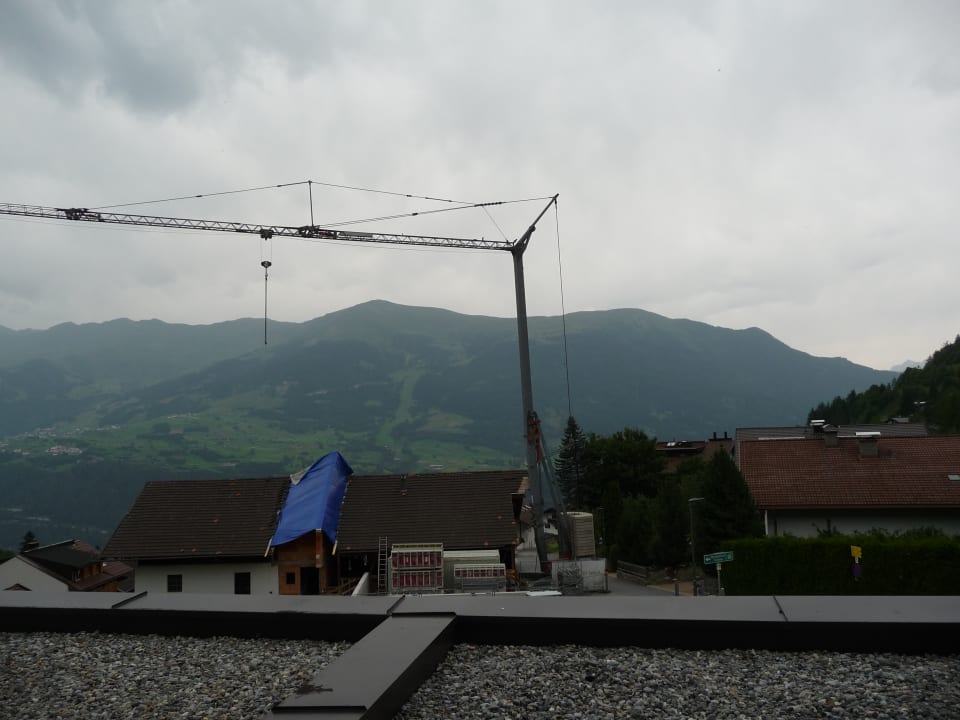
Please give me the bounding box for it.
[617,496,654,565]
[695,452,763,567]
[554,416,587,509]
[19,530,38,553]
[807,334,960,433]
[581,427,664,505]
[650,478,689,567]
[600,479,624,553]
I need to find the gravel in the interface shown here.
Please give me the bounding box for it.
[2,634,957,719]
[0,632,347,720]
[395,645,960,720]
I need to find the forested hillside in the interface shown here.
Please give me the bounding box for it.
[1,300,898,550]
[808,335,960,432]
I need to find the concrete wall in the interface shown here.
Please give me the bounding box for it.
[552,559,607,592]
[136,562,278,594]
[765,509,960,538]
[0,557,67,592]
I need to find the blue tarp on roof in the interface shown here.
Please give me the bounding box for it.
[270,451,353,547]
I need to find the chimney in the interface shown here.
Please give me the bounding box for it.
[400,474,408,496]
[823,426,839,447]
[856,431,881,458]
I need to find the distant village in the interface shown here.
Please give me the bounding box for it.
[3,418,958,597]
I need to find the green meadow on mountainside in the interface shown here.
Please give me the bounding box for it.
[0,300,897,549]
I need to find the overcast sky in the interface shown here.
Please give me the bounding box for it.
[1,1,957,370]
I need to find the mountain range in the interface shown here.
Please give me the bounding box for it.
[0,300,896,550]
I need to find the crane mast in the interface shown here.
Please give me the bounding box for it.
[0,196,559,570]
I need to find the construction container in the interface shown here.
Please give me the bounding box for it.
[453,563,507,592]
[389,543,443,594]
[566,512,596,558]
[442,549,501,590]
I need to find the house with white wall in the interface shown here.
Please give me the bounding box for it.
[103,476,291,594]
[0,540,131,592]
[102,452,525,595]
[738,432,960,538]
[103,452,356,595]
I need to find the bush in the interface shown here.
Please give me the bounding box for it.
[721,532,960,595]
[606,543,619,572]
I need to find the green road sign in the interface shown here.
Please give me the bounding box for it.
[703,551,734,565]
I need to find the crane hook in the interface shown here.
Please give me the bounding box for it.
[261,260,272,345]
[260,227,274,345]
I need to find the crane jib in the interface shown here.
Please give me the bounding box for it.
[0,202,516,251]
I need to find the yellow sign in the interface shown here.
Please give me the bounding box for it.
[850,545,862,559]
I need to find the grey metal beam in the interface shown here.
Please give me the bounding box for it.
[264,613,456,720]
[0,592,398,640]
[2,591,957,653]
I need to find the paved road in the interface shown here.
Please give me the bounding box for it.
[605,574,682,596]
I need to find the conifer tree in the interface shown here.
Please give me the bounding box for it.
[19,530,38,553]
[651,477,689,567]
[554,416,587,508]
[695,451,763,566]
[617,496,654,564]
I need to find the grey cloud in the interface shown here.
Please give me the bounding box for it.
[0,0,355,114]
[0,1,958,370]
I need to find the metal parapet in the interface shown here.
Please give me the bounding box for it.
[0,592,398,641]
[2,592,957,653]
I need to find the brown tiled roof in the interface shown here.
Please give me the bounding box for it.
[103,477,290,561]
[736,423,928,443]
[657,439,734,473]
[14,540,133,591]
[739,436,960,510]
[24,541,99,572]
[71,560,134,591]
[336,470,525,553]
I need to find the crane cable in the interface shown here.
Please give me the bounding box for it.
[553,198,583,507]
[535,199,573,465]
[555,199,573,421]
[89,177,549,213]
[89,181,312,210]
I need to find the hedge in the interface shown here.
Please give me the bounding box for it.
[718,532,960,595]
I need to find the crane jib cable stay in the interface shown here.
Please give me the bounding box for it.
[0,195,560,568]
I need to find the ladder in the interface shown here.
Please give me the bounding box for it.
[377,537,389,594]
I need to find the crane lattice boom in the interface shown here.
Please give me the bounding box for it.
[0,202,516,251]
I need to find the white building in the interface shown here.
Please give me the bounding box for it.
[739,433,960,538]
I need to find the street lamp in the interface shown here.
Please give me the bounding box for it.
[688,497,705,596]
[596,506,605,556]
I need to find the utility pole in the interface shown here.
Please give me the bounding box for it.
[688,497,705,596]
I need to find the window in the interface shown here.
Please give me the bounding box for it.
[167,574,183,593]
[285,572,296,585]
[234,571,251,595]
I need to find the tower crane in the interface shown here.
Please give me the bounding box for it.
[0,197,559,570]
